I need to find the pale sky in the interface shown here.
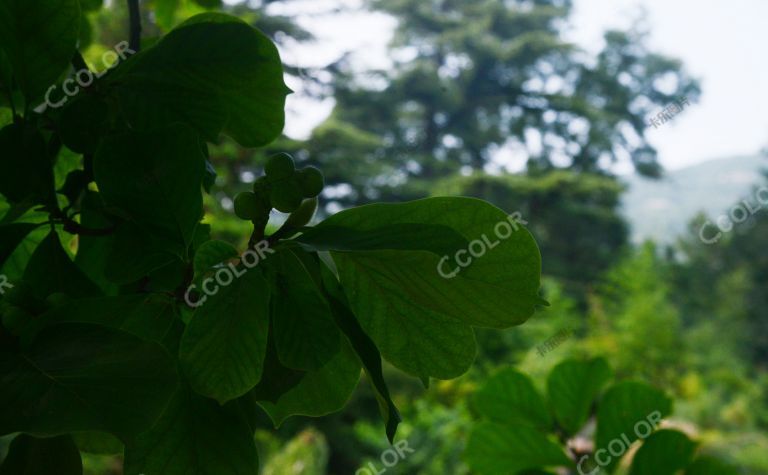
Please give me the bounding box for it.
[237,0,768,171]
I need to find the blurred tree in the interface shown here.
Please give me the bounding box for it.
[303,0,700,209]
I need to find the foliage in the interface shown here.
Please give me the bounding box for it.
[0,2,544,474]
[464,358,739,475]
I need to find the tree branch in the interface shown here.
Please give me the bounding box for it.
[127,0,142,53]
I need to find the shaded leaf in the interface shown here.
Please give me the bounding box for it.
[547,357,612,434]
[0,434,82,475]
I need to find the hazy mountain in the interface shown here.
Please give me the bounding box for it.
[621,155,766,243]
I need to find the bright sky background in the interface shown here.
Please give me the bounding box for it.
[236,0,768,171]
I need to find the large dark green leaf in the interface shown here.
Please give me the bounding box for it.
[124,385,259,475]
[465,422,572,475]
[265,248,340,371]
[630,429,697,475]
[0,323,178,438]
[0,122,54,205]
[94,124,205,257]
[0,434,82,475]
[106,13,290,147]
[303,197,542,379]
[0,0,80,103]
[685,455,740,475]
[547,357,612,435]
[22,231,101,299]
[180,266,271,403]
[595,381,673,473]
[472,368,551,430]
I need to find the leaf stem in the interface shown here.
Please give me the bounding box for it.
[127,0,142,53]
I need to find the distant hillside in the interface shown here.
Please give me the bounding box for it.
[621,155,766,243]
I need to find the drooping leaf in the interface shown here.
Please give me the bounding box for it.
[595,381,673,473]
[0,434,82,475]
[265,248,340,371]
[0,323,178,438]
[106,13,291,147]
[300,197,542,379]
[547,357,612,434]
[124,385,259,475]
[472,368,551,430]
[94,123,205,257]
[0,0,80,103]
[465,422,572,475]
[629,429,697,475]
[180,266,271,403]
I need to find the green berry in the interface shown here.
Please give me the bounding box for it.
[234,192,266,220]
[265,153,296,180]
[296,167,325,197]
[269,179,304,213]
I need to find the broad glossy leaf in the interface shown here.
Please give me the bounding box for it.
[180,266,270,403]
[193,239,239,278]
[0,222,37,269]
[94,124,205,256]
[0,323,178,438]
[630,429,697,475]
[595,381,673,473]
[124,385,259,475]
[22,231,101,299]
[303,197,542,379]
[266,248,340,371]
[473,368,551,430]
[107,13,290,147]
[547,357,612,434]
[465,422,572,475]
[0,0,80,102]
[0,434,82,475]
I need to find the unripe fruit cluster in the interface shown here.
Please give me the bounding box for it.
[233,153,324,220]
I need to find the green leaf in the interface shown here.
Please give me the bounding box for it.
[465,422,572,475]
[124,385,259,475]
[106,13,290,147]
[0,122,54,205]
[72,432,123,455]
[0,222,37,269]
[94,124,205,256]
[472,368,551,430]
[266,248,341,371]
[0,434,82,475]
[629,429,697,475]
[0,0,80,103]
[0,323,178,438]
[685,455,741,475]
[24,294,178,344]
[22,231,101,299]
[547,357,612,435]
[304,197,542,379]
[193,239,239,279]
[595,381,673,473]
[252,335,361,427]
[104,222,180,285]
[180,266,271,403]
